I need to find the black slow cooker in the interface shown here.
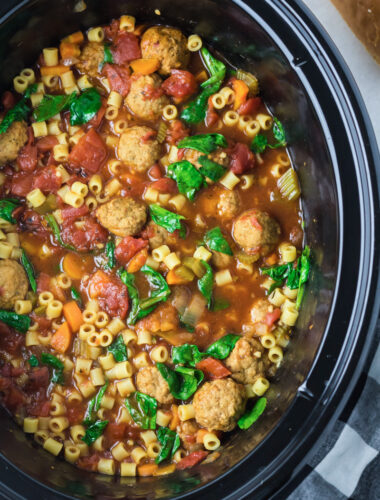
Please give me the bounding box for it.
[0,0,379,499]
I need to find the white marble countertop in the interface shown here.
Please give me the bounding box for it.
[303,0,380,144]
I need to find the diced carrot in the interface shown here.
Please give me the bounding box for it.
[154,464,176,476]
[169,404,179,431]
[63,301,83,332]
[127,248,148,273]
[62,253,90,280]
[137,464,158,476]
[233,79,249,110]
[60,42,80,60]
[195,70,208,83]
[166,268,192,285]
[50,321,72,353]
[62,31,84,44]
[265,252,278,266]
[196,429,208,444]
[40,65,71,76]
[130,58,160,75]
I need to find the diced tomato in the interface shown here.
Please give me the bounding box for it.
[69,128,107,174]
[229,142,255,175]
[11,367,25,377]
[88,270,129,319]
[2,90,15,110]
[88,100,106,128]
[37,273,51,293]
[142,83,164,100]
[104,19,120,42]
[27,367,50,391]
[61,216,108,252]
[17,128,37,172]
[77,454,100,472]
[67,405,85,425]
[60,205,89,223]
[103,63,131,97]
[150,178,178,193]
[161,70,198,99]
[0,329,23,354]
[27,400,51,417]
[111,31,141,64]
[36,135,59,152]
[265,308,281,326]
[166,120,190,145]
[115,236,148,266]
[105,422,126,442]
[238,97,261,116]
[10,172,33,197]
[33,165,62,193]
[148,164,162,180]
[205,97,219,127]
[177,450,209,470]
[196,357,231,380]
[30,314,52,333]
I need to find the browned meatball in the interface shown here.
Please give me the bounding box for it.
[225,337,269,384]
[75,42,104,78]
[233,209,281,256]
[125,75,169,121]
[217,189,241,219]
[141,26,189,75]
[145,221,177,249]
[193,378,246,431]
[136,366,173,404]
[250,298,270,323]
[177,420,202,451]
[96,197,147,237]
[0,121,28,166]
[118,126,161,173]
[0,260,28,309]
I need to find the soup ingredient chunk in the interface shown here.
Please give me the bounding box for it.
[136,366,174,404]
[0,260,28,309]
[233,209,280,256]
[125,75,169,121]
[118,125,161,173]
[217,188,241,219]
[177,420,202,451]
[144,221,176,249]
[250,298,271,324]
[141,26,189,75]
[75,42,104,78]
[193,377,246,431]
[225,337,268,384]
[0,121,28,166]
[96,197,147,237]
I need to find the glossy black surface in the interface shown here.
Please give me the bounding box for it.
[0,1,379,499]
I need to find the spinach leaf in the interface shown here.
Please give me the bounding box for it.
[180,80,221,124]
[211,297,230,311]
[41,352,64,385]
[70,286,82,306]
[155,427,180,464]
[157,363,203,400]
[69,88,102,126]
[237,397,267,430]
[82,420,109,445]
[272,117,286,147]
[180,320,195,333]
[167,161,206,201]
[107,335,128,362]
[28,355,39,367]
[21,249,37,292]
[197,260,213,308]
[83,381,109,426]
[139,265,171,310]
[178,133,227,154]
[251,134,268,154]
[286,266,300,290]
[0,311,31,333]
[44,213,75,251]
[118,269,155,325]
[105,240,116,270]
[0,198,21,223]
[0,85,36,134]
[33,93,74,122]
[203,227,232,255]
[149,204,185,234]
[198,155,226,182]
[200,47,226,88]
[260,263,291,282]
[172,344,205,368]
[296,246,311,309]
[125,391,157,430]
[205,334,240,359]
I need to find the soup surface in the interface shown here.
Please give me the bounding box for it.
[0,15,308,477]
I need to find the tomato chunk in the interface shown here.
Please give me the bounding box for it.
[229,143,255,175]
[166,120,190,145]
[36,135,59,152]
[115,236,148,266]
[238,97,261,116]
[105,422,127,442]
[60,205,89,223]
[88,270,129,319]
[177,450,209,470]
[196,357,231,380]
[61,217,108,252]
[103,63,131,97]
[150,178,178,193]
[17,128,37,172]
[33,165,62,193]
[69,128,107,174]
[77,454,99,472]
[161,70,198,99]
[265,308,281,326]
[111,31,141,64]
[10,172,33,197]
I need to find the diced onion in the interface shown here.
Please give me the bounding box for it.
[236,69,259,95]
[278,168,301,201]
[181,294,207,327]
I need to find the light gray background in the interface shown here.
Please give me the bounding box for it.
[303,0,380,143]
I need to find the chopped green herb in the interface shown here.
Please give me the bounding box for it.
[167,160,206,201]
[149,204,185,234]
[155,427,180,464]
[125,391,157,430]
[33,93,74,122]
[197,260,213,308]
[82,420,108,445]
[107,335,128,362]
[0,198,21,223]
[157,363,203,400]
[177,133,227,154]
[0,311,31,333]
[205,334,240,359]
[200,47,226,88]
[83,381,109,426]
[203,227,232,255]
[44,214,75,251]
[70,286,82,306]
[238,397,267,430]
[105,240,116,270]
[172,344,205,368]
[0,85,36,134]
[69,88,102,126]
[28,355,39,367]
[198,155,226,182]
[21,250,37,293]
